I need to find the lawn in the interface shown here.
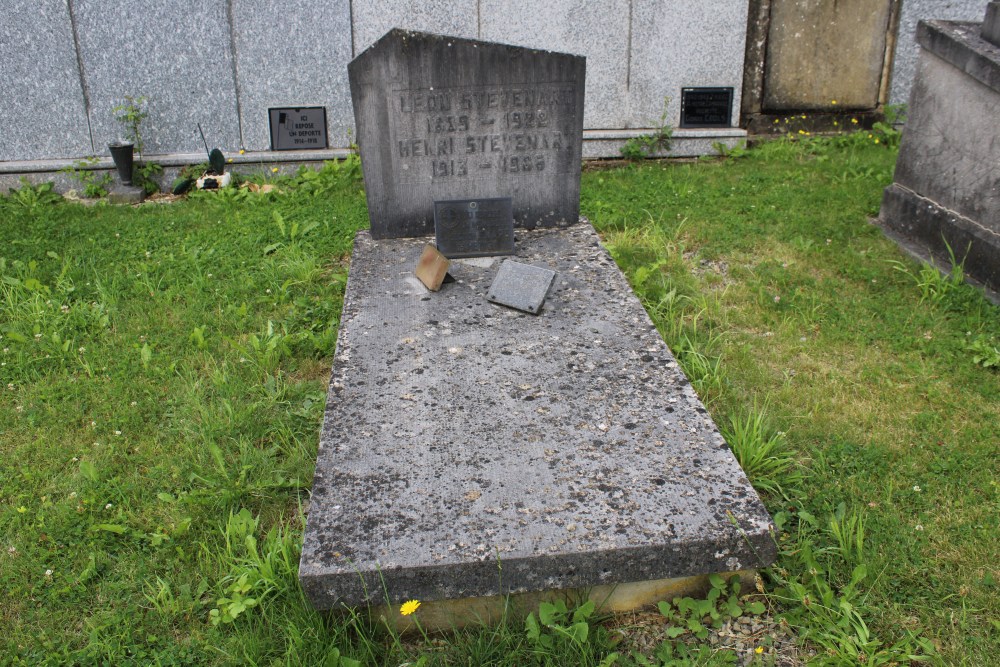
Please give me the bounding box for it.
[1,135,997,665]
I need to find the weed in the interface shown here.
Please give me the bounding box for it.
[2,177,62,210]
[621,99,673,160]
[720,404,801,498]
[658,574,766,641]
[60,157,114,198]
[967,335,1000,369]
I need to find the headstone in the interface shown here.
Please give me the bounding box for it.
[434,197,514,258]
[268,107,329,150]
[348,29,586,239]
[486,259,556,314]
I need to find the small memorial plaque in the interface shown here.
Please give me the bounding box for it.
[487,260,556,314]
[434,197,514,258]
[680,88,733,128]
[269,107,328,150]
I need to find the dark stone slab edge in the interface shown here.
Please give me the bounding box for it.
[879,183,1000,295]
[917,19,1000,93]
[301,529,777,609]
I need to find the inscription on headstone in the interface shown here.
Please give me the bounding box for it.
[269,107,328,150]
[680,88,734,128]
[349,29,586,239]
[434,197,514,258]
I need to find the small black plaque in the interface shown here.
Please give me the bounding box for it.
[269,107,328,150]
[434,197,515,259]
[680,88,734,128]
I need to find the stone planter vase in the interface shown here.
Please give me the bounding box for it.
[108,142,134,186]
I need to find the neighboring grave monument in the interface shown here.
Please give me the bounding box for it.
[880,2,1000,296]
[300,29,775,622]
[348,29,585,239]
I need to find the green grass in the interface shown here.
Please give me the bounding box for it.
[1,136,997,665]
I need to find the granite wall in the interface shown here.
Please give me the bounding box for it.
[1,0,749,165]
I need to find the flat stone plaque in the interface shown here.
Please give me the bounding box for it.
[348,29,585,239]
[434,197,515,258]
[487,259,555,314]
[680,88,734,128]
[268,107,328,150]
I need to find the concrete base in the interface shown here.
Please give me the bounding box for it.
[108,185,145,205]
[879,184,1000,299]
[299,222,775,610]
[371,569,758,633]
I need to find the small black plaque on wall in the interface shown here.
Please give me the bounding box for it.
[680,88,733,128]
[269,107,328,150]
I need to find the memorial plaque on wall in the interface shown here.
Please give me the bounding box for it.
[434,197,514,258]
[269,107,328,150]
[348,29,586,239]
[680,88,733,128]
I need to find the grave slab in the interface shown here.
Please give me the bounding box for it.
[300,222,775,610]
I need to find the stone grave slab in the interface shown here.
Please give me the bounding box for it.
[300,222,776,609]
[348,29,585,239]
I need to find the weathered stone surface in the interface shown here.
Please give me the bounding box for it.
[880,20,1000,294]
[299,222,775,609]
[984,2,1000,46]
[108,185,145,205]
[888,0,988,107]
[72,1,240,154]
[349,29,585,239]
[763,0,893,110]
[231,0,353,151]
[0,0,92,161]
[486,259,556,314]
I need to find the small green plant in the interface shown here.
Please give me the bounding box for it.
[60,157,113,198]
[889,241,967,304]
[113,95,149,156]
[621,99,673,160]
[720,404,801,498]
[525,599,619,665]
[967,335,1000,369]
[657,574,766,641]
[2,178,62,210]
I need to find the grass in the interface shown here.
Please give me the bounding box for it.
[1,135,997,665]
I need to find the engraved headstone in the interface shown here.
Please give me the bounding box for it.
[434,197,514,258]
[348,29,586,239]
[487,260,556,314]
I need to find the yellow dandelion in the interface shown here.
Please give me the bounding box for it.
[755,646,764,654]
[833,121,838,126]
[227,158,233,163]
[239,149,245,155]
[271,167,279,173]
[851,118,859,124]
[774,119,779,124]
[874,138,880,144]
[798,130,805,135]
[800,114,807,119]
[400,599,421,616]
[831,100,838,105]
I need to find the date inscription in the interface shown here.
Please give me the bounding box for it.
[390,83,578,183]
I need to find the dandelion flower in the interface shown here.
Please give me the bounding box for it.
[874,138,880,144]
[400,599,421,616]
[831,100,838,105]
[851,118,859,124]
[239,149,245,155]
[271,167,279,173]
[755,646,764,654]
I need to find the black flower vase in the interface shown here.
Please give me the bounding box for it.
[108,142,135,186]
